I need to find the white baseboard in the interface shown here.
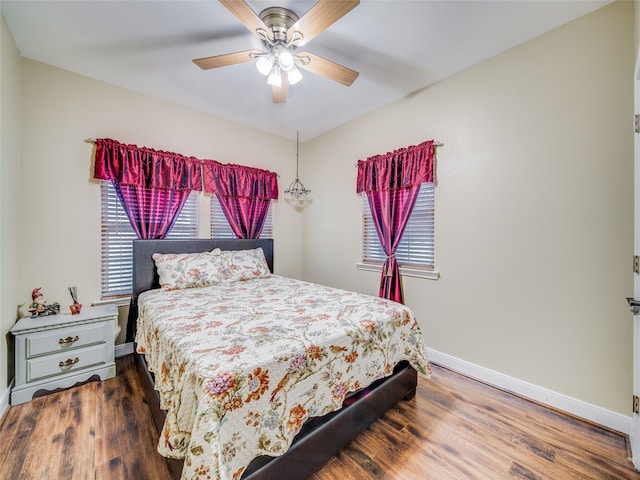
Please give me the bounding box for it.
[427,348,631,435]
[115,342,134,357]
[0,381,14,421]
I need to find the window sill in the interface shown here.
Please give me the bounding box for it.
[94,296,131,307]
[355,263,440,280]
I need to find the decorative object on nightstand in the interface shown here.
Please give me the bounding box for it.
[28,287,60,318]
[10,304,117,405]
[68,286,82,315]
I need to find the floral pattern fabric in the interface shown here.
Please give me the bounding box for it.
[218,248,271,283]
[136,275,430,480]
[153,250,224,290]
[152,247,271,291]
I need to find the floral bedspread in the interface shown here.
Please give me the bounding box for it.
[136,275,430,480]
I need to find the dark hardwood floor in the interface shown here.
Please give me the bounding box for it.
[0,355,638,480]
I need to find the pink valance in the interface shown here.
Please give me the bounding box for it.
[94,138,279,199]
[94,138,202,191]
[356,140,435,193]
[202,161,279,200]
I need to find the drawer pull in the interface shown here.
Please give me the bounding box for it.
[58,336,79,348]
[58,358,79,370]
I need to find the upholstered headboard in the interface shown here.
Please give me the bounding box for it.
[126,238,274,342]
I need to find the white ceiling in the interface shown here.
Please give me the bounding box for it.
[1,0,612,141]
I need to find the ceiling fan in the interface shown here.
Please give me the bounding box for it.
[193,0,360,103]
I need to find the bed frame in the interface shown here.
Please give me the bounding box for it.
[129,238,418,480]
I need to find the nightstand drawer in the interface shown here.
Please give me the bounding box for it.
[26,322,108,358]
[27,343,109,382]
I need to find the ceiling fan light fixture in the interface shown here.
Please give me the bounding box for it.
[197,1,361,103]
[288,66,303,85]
[256,53,274,76]
[278,47,295,71]
[267,66,282,87]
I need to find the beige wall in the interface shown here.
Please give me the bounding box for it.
[16,59,303,346]
[636,0,640,53]
[1,15,22,403]
[301,1,635,415]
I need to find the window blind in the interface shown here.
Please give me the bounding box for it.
[362,183,435,269]
[210,195,273,239]
[100,182,198,298]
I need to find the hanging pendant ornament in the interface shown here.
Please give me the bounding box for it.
[285,131,311,202]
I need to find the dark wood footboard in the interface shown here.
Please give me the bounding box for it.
[135,353,417,480]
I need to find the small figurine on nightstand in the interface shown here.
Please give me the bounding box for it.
[28,288,60,318]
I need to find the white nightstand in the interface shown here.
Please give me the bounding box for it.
[10,304,117,405]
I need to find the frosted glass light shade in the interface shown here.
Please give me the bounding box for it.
[278,49,295,71]
[256,54,274,76]
[267,67,282,87]
[288,66,302,85]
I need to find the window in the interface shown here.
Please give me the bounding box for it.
[210,195,273,239]
[360,183,437,278]
[100,182,198,298]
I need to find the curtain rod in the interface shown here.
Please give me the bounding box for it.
[87,139,444,147]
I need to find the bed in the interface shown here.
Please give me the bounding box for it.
[129,239,429,480]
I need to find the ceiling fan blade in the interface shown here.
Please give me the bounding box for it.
[272,77,289,103]
[297,51,359,86]
[287,0,359,45]
[219,0,273,41]
[193,49,262,70]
